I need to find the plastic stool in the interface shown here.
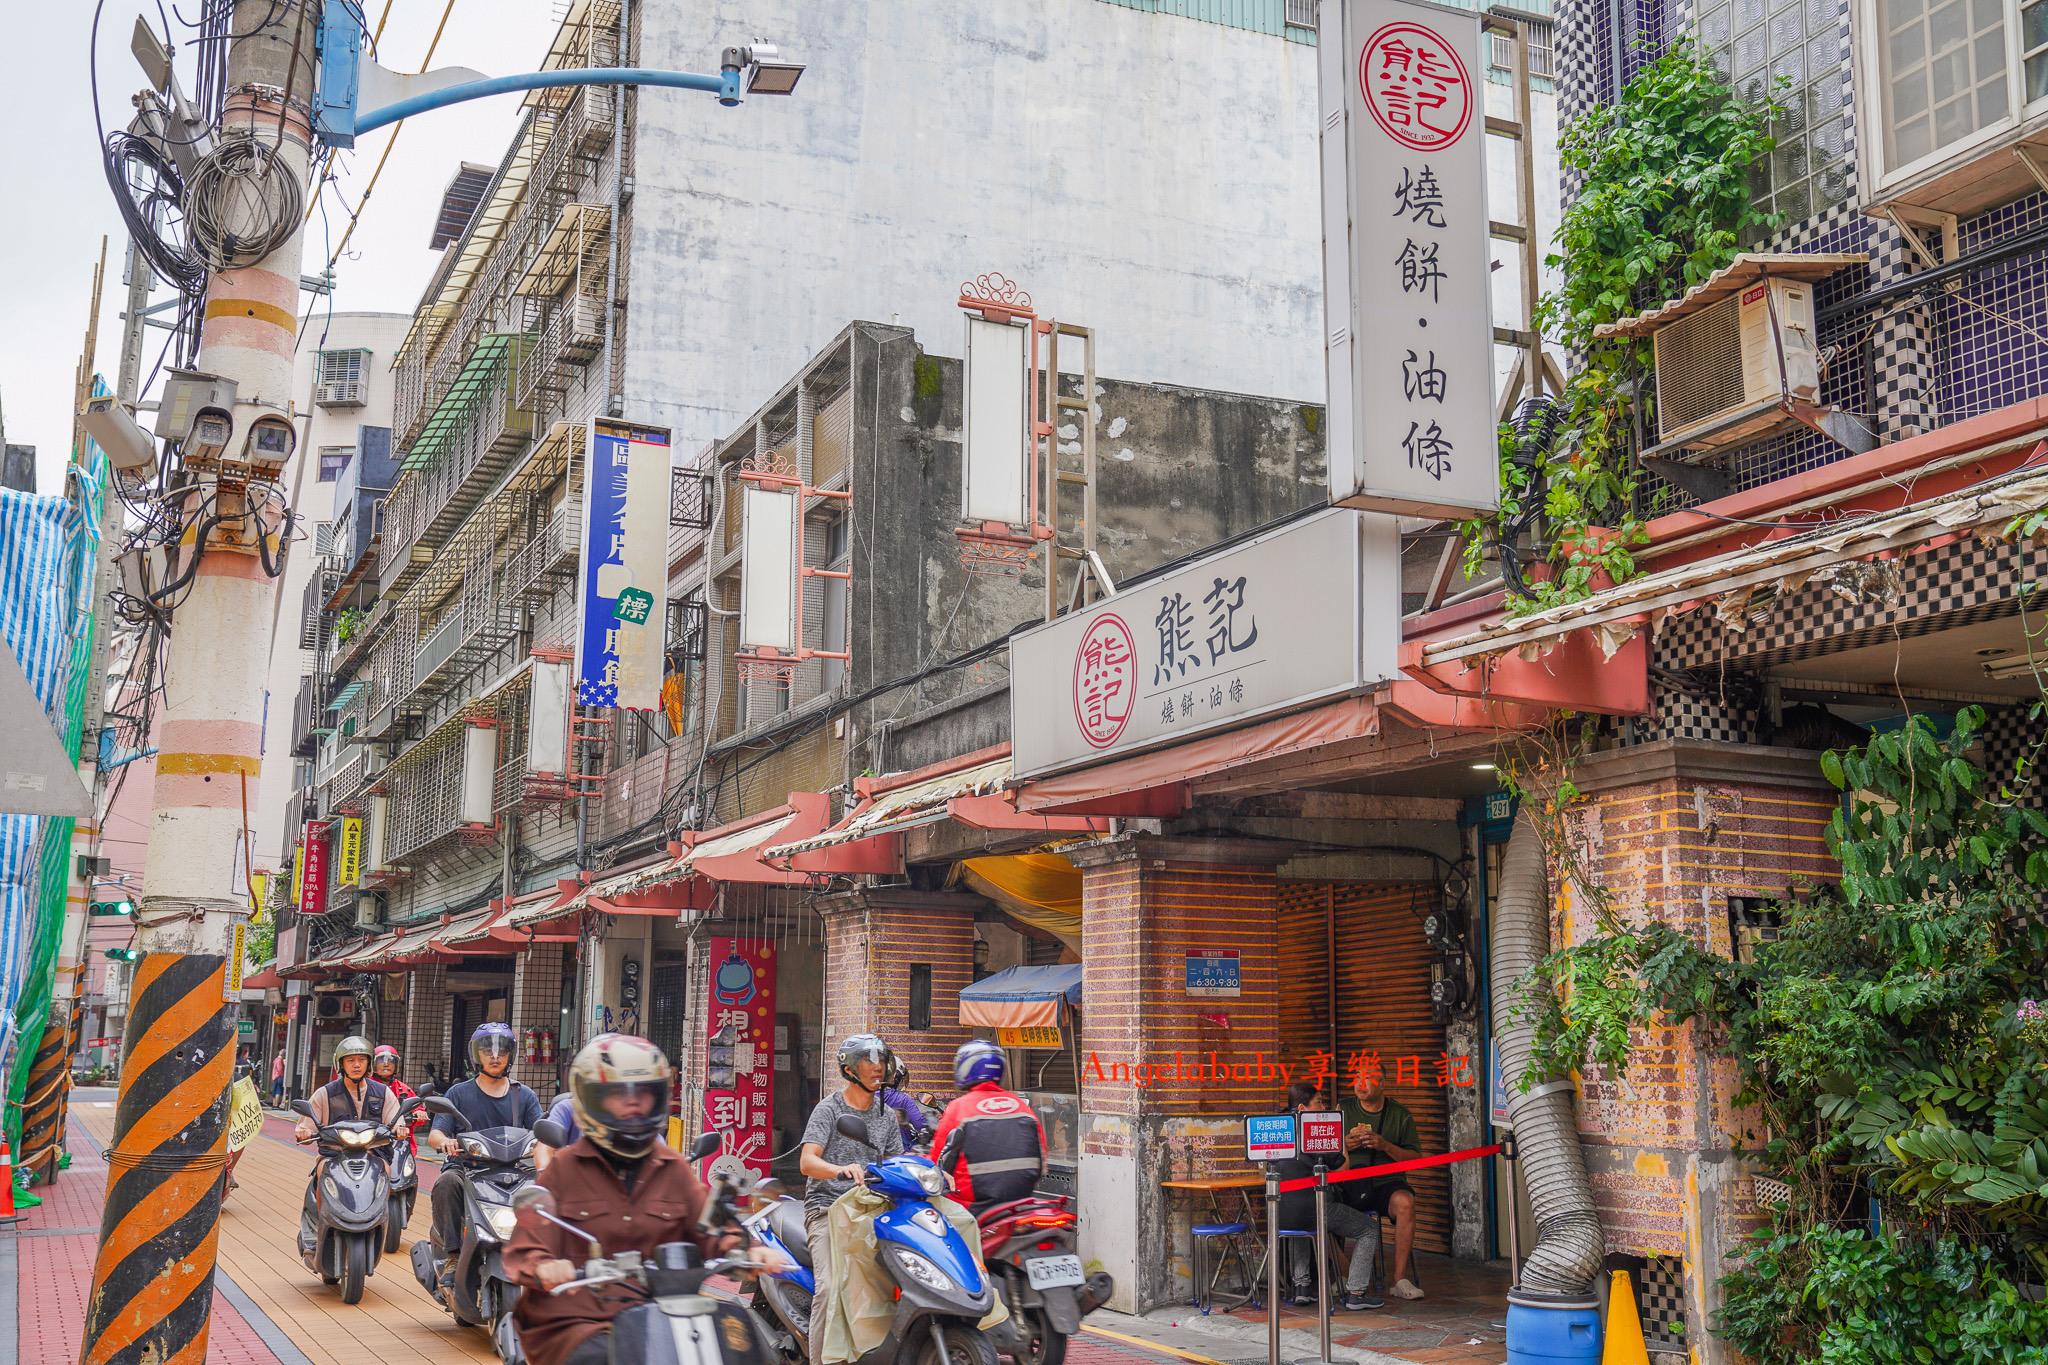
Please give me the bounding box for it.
[1191,1222,1253,1313]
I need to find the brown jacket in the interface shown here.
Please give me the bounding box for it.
[504,1139,735,1365]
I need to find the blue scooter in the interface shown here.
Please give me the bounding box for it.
[744,1114,1000,1365]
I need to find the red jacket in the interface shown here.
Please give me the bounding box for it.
[930,1082,1046,1207]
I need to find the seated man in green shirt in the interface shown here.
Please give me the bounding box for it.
[1339,1064,1425,1300]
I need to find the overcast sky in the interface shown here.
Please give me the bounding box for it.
[0,1,562,492]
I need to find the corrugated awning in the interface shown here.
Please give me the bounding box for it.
[1418,464,2048,670]
[768,759,1012,859]
[1593,252,1867,339]
[960,963,1083,1029]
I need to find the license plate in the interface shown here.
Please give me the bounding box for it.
[1025,1254,1084,1289]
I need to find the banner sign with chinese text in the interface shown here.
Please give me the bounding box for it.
[576,417,671,710]
[299,824,330,919]
[336,816,363,886]
[1009,509,1399,779]
[699,936,777,1185]
[1320,0,1498,519]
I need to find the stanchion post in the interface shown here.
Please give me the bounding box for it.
[1503,1133,1521,1288]
[1314,1160,1333,1362]
[1265,1162,1281,1365]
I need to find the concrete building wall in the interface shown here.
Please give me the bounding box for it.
[628,0,1325,452]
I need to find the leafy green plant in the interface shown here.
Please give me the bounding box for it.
[335,607,367,643]
[1461,42,1779,617]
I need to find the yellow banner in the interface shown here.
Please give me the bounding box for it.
[227,1076,265,1151]
[337,816,363,886]
[292,841,304,903]
[997,1026,1063,1049]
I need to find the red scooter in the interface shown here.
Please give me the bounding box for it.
[974,1194,1113,1365]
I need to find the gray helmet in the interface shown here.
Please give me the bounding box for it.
[837,1034,895,1091]
[334,1036,374,1067]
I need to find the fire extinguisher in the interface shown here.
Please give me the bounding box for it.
[522,1027,537,1065]
[540,1029,554,1066]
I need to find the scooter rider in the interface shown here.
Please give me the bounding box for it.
[930,1040,1046,1211]
[295,1036,407,1249]
[429,1023,543,1292]
[371,1045,418,1155]
[798,1035,905,1365]
[504,1034,785,1365]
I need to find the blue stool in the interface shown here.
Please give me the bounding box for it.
[1190,1222,1253,1313]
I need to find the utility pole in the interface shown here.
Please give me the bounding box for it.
[79,5,316,1363]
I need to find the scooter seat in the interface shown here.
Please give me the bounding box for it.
[771,1201,813,1269]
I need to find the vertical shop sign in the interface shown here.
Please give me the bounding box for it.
[336,816,363,886]
[1320,0,1497,519]
[300,824,330,919]
[576,417,672,710]
[701,937,777,1184]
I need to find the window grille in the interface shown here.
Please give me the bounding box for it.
[1285,0,1317,27]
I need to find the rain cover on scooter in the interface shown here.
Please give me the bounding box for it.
[819,1188,1007,1364]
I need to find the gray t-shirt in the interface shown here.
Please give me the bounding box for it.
[802,1088,905,1210]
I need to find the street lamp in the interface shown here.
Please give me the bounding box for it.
[726,42,805,96]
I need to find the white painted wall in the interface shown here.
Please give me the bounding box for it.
[628,0,1327,449]
[254,311,411,880]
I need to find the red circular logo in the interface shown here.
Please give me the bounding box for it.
[977,1095,1021,1115]
[1358,22,1474,153]
[1071,614,1136,749]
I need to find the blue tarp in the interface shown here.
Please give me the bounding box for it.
[961,962,1084,1007]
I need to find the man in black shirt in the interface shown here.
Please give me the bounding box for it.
[429,1022,543,1287]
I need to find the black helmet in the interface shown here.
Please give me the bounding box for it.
[568,1033,672,1159]
[470,1022,517,1070]
[836,1034,895,1092]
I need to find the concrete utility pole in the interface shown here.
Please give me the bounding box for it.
[79,5,316,1363]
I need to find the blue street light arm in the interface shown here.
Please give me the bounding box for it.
[353,67,736,138]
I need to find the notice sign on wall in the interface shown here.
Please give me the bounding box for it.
[1319,0,1498,520]
[997,1026,1063,1049]
[1184,950,1241,998]
[577,417,671,711]
[701,937,777,1186]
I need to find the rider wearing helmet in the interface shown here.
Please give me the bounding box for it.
[371,1045,419,1155]
[428,1023,543,1281]
[930,1039,1046,1210]
[294,1036,408,1253]
[504,1035,784,1365]
[797,1035,906,1365]
[880,1060,932,1147]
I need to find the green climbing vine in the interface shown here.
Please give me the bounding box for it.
[1461,43,1780,617]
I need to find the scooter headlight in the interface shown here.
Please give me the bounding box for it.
[464,1137,493,1158]
[337,1129,376,1147]
[895,1251,955,1293]
[484,1205,518,1241]
[912,1165,944,1196]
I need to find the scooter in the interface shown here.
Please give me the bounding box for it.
[292,1094,423,1304]
[383,1082,431,1253]
[411,1093,540,1362]
[735,1180,816,1364]
[511,1173,782,1365]
[971,1195,1113,1365]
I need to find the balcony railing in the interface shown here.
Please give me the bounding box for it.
[411,569,520,705]
[504,502,581,604]
[289,672,332,760]
[299,566,338,652]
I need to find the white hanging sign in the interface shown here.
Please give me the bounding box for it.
[576,417,671,710]
[1320,0,1499,520]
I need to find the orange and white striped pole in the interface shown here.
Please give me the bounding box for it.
[79,5,316,1364]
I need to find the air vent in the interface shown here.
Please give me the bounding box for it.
[1653,295,1745,435]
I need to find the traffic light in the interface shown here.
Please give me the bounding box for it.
[88,898,135,918]
[102,947,143,963]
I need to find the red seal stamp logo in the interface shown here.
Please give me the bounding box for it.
[1358,22,1474,153]
[1072,614,1136,749]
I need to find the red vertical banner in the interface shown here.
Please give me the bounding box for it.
[700,937,777,1184]
[300,824,331,918]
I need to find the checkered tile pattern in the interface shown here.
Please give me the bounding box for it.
[1978,705,2047,810]
[1640,1256,1688,1347]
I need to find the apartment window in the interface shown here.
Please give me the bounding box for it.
[908,964,932,1031]
[319,445,355,482]
[1880,0,2010,170]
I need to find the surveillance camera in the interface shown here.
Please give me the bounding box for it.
[186,407,233,468]
[244,413,297,478]
[79,397,158,473]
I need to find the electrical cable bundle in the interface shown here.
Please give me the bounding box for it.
[184,136,305,272]
[103,131,208,293]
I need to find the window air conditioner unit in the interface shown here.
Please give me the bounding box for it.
[354,892,383,930]
[1652,279,1818,452]
[314,381,365,408]
[314,993,356,1019]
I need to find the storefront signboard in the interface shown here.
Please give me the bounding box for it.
[236,1018,255,1037]
[700,936,777,1185]
[1299,1110,1346,1157]
[1010,509,1400,780]
[286,997,299,1023]
[1183,949,1241,998]
[1245,1112,1297,1164]
[1319,0,1498,520]
[299,824,330,919]
[997,1026,1063,1048]
[576,417,672,711]
[336,816,363,885]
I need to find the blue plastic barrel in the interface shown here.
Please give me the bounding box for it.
[1505,1290,1602,1364]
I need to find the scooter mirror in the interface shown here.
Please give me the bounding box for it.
[755,1178,787,1201]
[414,1081,436,1097]
[834,1114,874,1146]
[512,1185,558,1215]
[689,1130,723,1161]
[533,1118,572,1149]
[422,1095,464,1119]
[291,1099,315,1119]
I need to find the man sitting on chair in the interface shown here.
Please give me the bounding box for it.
[1339,1060,1425,1301]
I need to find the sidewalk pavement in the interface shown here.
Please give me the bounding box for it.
[8,1093,1495,1365]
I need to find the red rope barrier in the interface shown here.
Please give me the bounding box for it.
[1274,1142,1502,1194]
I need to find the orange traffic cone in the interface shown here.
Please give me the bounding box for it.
[0,1138,21,1224]
[1602,1269,1651,1365]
